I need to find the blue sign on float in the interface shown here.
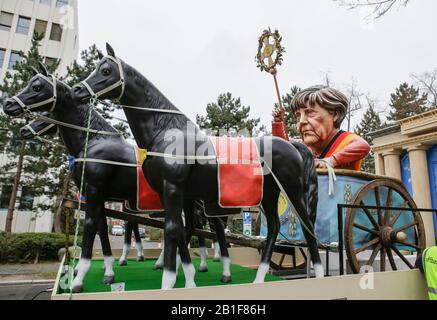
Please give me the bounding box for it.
[243,212,252,224]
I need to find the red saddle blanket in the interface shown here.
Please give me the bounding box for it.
[210,137,263,208]
[125,147,164,212]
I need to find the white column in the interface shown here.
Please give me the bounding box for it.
[407,144,435,247]
[382,149,402,180]
[374,152,385,176]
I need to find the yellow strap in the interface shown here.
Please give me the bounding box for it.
[138,148,147,166]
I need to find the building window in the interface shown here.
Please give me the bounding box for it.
[18,187,34,211]
[8,52,22,69]
[40,0,52,5]
[0,49,5,68]
[34,19,47,36]
[49,23,62,42]
[0,11,13,32]
[45,56,58,68]
[56,0,68,7]
[16,16,31,35]
[0,185,12,210]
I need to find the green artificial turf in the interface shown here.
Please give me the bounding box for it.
[59,259,282,294]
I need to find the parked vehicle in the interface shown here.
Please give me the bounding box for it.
[111,225,124,236]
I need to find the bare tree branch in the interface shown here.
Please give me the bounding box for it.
[411,70,437,107]
[333,0,411,19]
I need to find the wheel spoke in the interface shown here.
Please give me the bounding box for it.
[367,243,382,267]
[397,240,421,250]
[389,201,408,227]
[353,223,379,236]
[386,247,397,271]
[374,187,383,225]
[380,248,386,272]
[383,188,393,225]
[395,222,418,233]
[360,201,380,230]
[354,237,380,254]
[392,246,414,269]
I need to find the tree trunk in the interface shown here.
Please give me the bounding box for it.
[5,140,26,234]
[54,172,72,234]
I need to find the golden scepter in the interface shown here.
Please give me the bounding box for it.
[256,27,286,118]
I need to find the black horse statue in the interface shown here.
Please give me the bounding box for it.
[71,43,323,289]
[20,114,146,266]
[21,115,230,275]
[21,114,230,272]
[4,69,232,292]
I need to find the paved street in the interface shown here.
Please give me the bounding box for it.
[0,283,54,300]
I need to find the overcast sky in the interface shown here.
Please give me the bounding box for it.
[76,0,437,130]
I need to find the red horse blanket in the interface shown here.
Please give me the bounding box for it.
[125,147,164,212]
[210,137,263,208]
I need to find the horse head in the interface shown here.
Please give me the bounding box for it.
[3,63,71,117]
[73,43,125,104]
[20,112,58,140]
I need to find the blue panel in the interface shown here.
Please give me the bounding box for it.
[401,152,413,197]
[427,145,437,243]
[260,175,417,250]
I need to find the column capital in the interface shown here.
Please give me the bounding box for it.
[382,148,402,157]
[406,144,429,152]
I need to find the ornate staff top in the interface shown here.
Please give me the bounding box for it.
[255,27,286,111]
[255,28,285,75]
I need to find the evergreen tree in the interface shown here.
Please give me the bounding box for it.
[276,86,301,138]
[388,82,428,121]
[355,102,385,173]
[196,92,262,136]
[0,33,60,233]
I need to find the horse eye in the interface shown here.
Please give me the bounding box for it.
[33,85,41,92]
[102,68,111,76]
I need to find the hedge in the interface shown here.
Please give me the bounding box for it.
[0,232,82,263]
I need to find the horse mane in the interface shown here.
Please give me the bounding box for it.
[122,61,194,132]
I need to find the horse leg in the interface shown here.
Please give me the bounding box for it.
[198,234,209,273]
[119,221,133,266]
[162,182,195,290]
[132,224,145,261]
[212,218,232,283]
[71,186,104,293]
[178,200,197,287]
[254,186,280,284]
[98,217,115,284]
[289,194,323,278]
[154,246,164,270]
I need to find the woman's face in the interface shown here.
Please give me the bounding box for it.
[295,103,338,153]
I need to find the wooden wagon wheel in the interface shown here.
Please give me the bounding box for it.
[344,179,426,274]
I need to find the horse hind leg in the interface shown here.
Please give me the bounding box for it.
[119,222,133,266]
[289,194,324,278]
[254,184,280,284]
[98,218,115,284]
[132,224,145,261]
[212,218,232,283]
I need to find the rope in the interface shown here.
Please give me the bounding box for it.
[29,112,122,137]
[320,159,337,197]
[69,101,94,300]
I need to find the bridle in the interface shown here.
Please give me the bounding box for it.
[11,74,58,113]
[81,55,125,103]
[23,121,57,137]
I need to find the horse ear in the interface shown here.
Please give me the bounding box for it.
[106,43,115,58]
[38,62,49,77]
[97,50,104,60]
[31,66,39,76]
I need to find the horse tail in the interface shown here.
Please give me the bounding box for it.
[291,141,318,226]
